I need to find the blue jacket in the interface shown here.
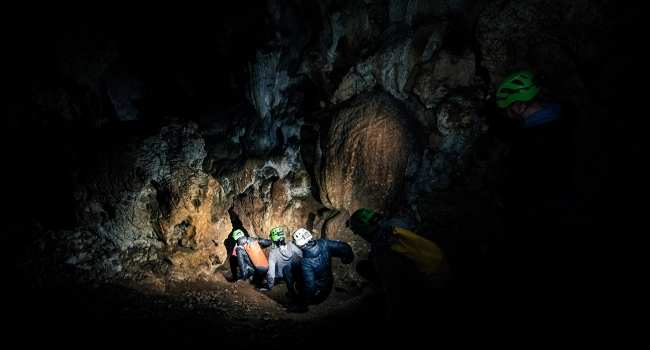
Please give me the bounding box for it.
[300,238,354,305]
[266,242,302,289]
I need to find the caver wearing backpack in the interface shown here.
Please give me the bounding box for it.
[347,208,451,321]
[232,229,272,285]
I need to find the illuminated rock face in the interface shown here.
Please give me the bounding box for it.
[317,91,423,221]
[5,1,646,290]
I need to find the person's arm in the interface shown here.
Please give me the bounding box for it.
[266,252,276,289]
[326,239,354,264]
[290,243,303,259]
[257,238,273,248]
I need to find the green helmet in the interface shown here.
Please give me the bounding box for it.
[231,229,245,241]
[495,71,540,108]
[347,208,381,236]
[270,227,285,242]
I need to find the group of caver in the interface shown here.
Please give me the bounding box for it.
[230,222,354,314]
[230,69,578,319]
[229,207,434,317]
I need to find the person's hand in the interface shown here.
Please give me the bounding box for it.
[286,305,308,313]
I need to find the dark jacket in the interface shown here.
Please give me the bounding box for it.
[266,242,302,289]
[300,238,354,306]
[499,100,576,228]
[369,217,422,310]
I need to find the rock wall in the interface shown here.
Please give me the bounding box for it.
[3,0,646,290]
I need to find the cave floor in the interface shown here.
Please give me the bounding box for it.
[5,191,646,349]
[7,233,644,349]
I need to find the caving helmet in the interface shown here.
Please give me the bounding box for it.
[231,229,245,241]
[347,208,381,237]
[293,228,313,248]
[495,71,540,108]
[270,227,286,244]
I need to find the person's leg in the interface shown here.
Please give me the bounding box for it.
[229,255,239,282]
[236,247,253,280]
[312,280,333,305]
[254,266,268,285]
[282,263,294,298]
[283,260,302,301]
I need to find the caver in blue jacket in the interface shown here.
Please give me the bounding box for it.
[283,237,354,313]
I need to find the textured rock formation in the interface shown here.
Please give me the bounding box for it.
[3,1,646,293]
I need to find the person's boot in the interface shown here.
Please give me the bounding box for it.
[282,282,300,305]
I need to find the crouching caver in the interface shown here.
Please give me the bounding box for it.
[283,228,354,313]
[260,227,303,291]
[232,229,272,284]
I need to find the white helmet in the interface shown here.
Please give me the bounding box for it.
[293,228,313,247]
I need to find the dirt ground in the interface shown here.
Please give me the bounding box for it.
[5,191,646,348]
[6,226,646,349]
[8,268,384,348]
[8,254,496,349]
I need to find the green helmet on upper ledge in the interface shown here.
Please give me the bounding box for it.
[495,71,540,108]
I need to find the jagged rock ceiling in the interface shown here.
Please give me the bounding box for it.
[3,0,646,298]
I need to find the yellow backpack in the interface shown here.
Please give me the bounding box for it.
[388,227,452,289]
